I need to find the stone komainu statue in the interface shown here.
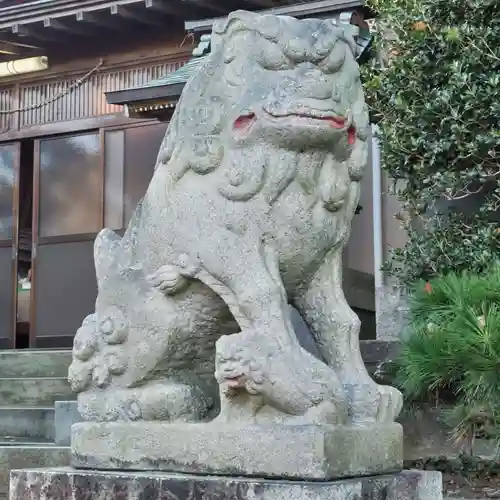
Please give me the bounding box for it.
[68,10,402,427]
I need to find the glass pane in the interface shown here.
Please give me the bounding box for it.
[0,144,17,240]
[123,123,167,226]
[39,133,101,238]
[0,247,14,344]
[33,240,96,338]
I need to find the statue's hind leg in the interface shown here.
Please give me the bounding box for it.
[68,230,230,423]
[68,280,227,423]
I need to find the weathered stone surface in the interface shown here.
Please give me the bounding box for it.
[67,8,403,474]
[71,421,402,480]
[10,468,443,500]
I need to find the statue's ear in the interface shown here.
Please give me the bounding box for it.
[94,229,121,286]
[211,10,265,53]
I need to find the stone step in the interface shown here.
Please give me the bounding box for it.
[0,442,70,499]
[0,407,54,441]
[0,378,74,406]
[0,350,72,379]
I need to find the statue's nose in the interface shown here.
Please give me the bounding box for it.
[297,65,333,100]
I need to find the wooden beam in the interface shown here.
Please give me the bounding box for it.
[110,5,166,28]
[0,33,43,50]
[145,0,197,19]
[185,0,365,32]
[0,0,194,31]
[242,0,281,6]
[144,0,171,11]
[181,0,229,15]
[43,17,94,37]
[0,42,19,55]
[75,11,121,30]
[11,23,59,42]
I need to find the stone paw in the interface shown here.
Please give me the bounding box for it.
[375,385,403,423]
[288,400,347,426]
[346,380,403,424]
[77,382,212,422]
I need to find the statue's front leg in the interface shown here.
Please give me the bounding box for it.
[195,226,298,347]
[293,248,402,424]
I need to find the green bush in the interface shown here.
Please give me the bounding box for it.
[362,0,500,283]
[395,266,500,445]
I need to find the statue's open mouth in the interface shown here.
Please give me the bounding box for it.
[223,374,245,387]
[267,111,347,128]
[232,110,356,145]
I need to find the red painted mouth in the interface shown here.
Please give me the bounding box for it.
[233,113,256,132]
[348,126,356,145]
[233,112,356,144]
[282,113,347,129]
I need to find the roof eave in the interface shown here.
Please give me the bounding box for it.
[106,82,185,106]
[185,0,370,33]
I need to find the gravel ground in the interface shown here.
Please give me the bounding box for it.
[443,472,500,499]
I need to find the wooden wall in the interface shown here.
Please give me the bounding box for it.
[0,30,190,140]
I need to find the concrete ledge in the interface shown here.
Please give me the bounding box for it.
[0,445,70,499]
[0,408,54,441]
[9,467,443,500]
[71,422,403,480]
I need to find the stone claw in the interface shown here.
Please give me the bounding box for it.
[147,265,189,295]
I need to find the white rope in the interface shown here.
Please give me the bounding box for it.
[0,58,104,115]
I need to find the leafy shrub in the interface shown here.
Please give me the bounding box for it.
[362,0,500,283]
[395,266,500,446]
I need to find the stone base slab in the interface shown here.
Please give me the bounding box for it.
[10,467,443,500]
[71,421,403,480]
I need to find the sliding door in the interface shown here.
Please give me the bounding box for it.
[31,123,167,348]
[31,133,102,347]
[0,143,19,348]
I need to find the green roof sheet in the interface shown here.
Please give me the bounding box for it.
[138,55,208,90]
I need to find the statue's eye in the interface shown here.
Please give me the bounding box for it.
[222,41,246,87]
[223,57,245,87]
[318,43,346,74]
[256,40,293,70]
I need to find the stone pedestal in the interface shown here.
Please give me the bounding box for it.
[71,422,403,480]
[10,467,443,500]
